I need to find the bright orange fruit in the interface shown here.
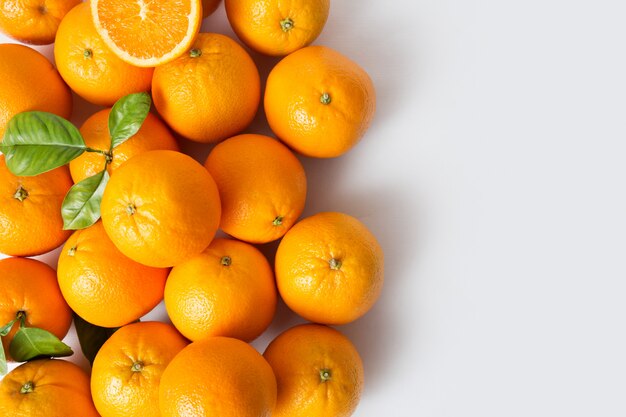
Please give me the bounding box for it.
[165,238,277,342]
[275,212,384,324]
[204,134,307,243]
[265,45,376,158]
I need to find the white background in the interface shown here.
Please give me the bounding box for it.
[2,0,626,416]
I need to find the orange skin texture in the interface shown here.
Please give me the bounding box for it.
[264,324,364,417]
[0,359,100,417]
[57,221,169,328]
[202,0,221,17]
[0,155,72,257]
[91,0,202,67]
[69,108,179,183]
[100,150,221,268]
[275,212,384,325]
[165,238,277,342]
[204,134,307,243]
[0,0,81,45]
[264,45,376,158]
[0,43,72,138]
[152,33,261,143]
[225,0,329,56]
[54,2,154,107]
[159,337,277,417]
[0,258,72,361]
[91,322,189,417]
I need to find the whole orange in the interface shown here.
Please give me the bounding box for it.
[152,33,260,143]
[263,324,364,417]
[0,258,73,361]
[0,0,81,45]
[165,238,277,342]
[0,359,99,416]
[91,322,189,417]
[275,212,384,325]
[0,43,72,138]
[204,134,306,243]
[202,0,221,17]
[0,155,72,257]
[265,45,376,158]
[225,0,329,56]
[69,108,179,183]
[159,337,277,417]
[100,150,221,268]
[54,2,154,106]
[57,221,169,328]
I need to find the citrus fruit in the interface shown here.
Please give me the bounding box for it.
[0,257,72,360]
[225,0,329,56]
[100,150,221,268]
[263,324,364,417]
[54,2,154,107]
[91,321,189,417]
[275,212,384,324]
[91,0,202,67]
[202,0,221,18]
[0,155,72,257]
[0,0,81,45]
[152,33,260,143]
[69,108,178,183]
[0,359,99,417]
[57,221,169,328]
[204,134,306,243]
[159,337,277,417]
[265,45,376,158]
[165,238,277,342]
[0,43,72,138]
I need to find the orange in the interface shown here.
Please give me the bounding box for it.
[57,221,169,328]
[91,322,189,417]
[265,45,376,158]
[0,155,72,257]
[91,0,202,67]
[152,33,260,143]
[159,337,276,417]
[100,150,221,268]
[225,0,329,56]
[0,43,72,138]
[202,0,221,18]
[54,2,154,107]
[275,212,384,325]
[69,108,178,183]
[0,258,72,361]
[0,0,80,45]
[0,359,99,417]
[204,134,306,243]
[263,324,364,417]
[165,238,277,342]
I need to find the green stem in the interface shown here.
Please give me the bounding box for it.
[85,148,113,164]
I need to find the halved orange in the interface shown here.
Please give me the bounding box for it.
[91,0,202,67]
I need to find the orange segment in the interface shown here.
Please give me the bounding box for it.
[91,0,202,67]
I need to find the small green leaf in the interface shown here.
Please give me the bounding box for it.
[1,111,86,176]
[0,318,17,337]
[109,92,151,149]
[9,327,73,362]
[61,169,109,230]
[0,335,7,376]
[73,314,118,365]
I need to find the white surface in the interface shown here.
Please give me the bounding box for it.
[2,1,626,416]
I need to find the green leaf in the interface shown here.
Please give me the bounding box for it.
[9,327,73,362]
[73,314,118,365]
[0,335,7,376]
[108,92,151,149]
[0,318,17,337]
[61,169,109,230]
[1,111,86,176]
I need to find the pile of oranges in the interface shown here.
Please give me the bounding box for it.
[0,1,383,416]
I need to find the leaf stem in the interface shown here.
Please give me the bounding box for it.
[85,147,113,164]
